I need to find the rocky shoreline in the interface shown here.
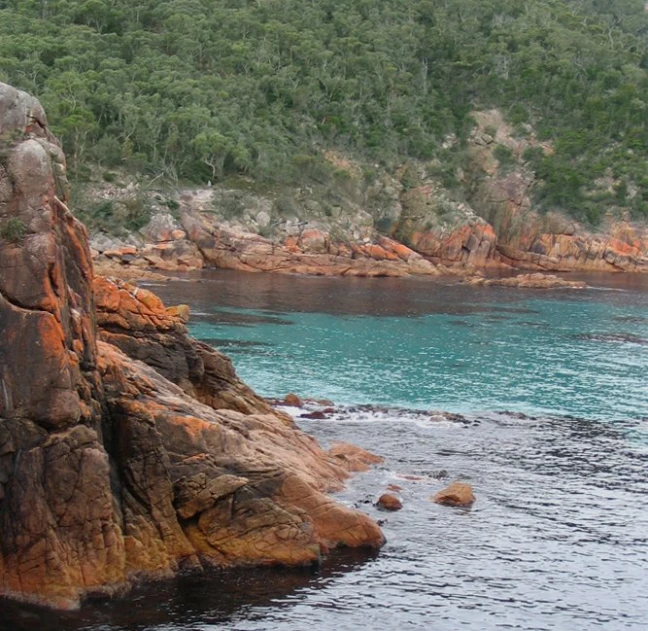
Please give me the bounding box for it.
[0,83,384,609]
[91,207,648,280]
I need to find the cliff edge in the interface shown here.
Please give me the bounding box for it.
[0,83,383,609]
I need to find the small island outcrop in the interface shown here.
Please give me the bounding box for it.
[0,83,384,610]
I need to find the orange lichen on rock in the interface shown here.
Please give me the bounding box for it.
[178,212,441,277]
[0,82,384,610]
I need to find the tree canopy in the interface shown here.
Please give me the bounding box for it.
[1,0,647,223]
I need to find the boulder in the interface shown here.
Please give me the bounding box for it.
[466,272,587,289]
[432,482,476,507]
[300,411,327,420]
[376,493,403,511]
[140,239,203,271]
[283,393,303,407]
[328,442,384,472]
[140,212,184,243]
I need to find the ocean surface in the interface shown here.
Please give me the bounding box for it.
[3,271,648,631]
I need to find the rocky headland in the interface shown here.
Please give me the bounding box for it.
[0,83,384,609]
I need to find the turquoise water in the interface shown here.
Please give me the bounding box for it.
[185,280,648,422]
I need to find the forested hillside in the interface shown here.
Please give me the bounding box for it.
[1,0,647,225]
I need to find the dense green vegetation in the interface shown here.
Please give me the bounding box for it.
[0,0,647,224]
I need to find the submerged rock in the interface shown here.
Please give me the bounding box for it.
[433,482,476,507]
[466,272,587,289]
[328,442,384,472]
[0,82,384,610]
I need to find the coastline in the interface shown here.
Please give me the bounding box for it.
[92,212,648,281]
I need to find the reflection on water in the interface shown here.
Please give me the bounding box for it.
[150,269,648,319]
[0,550,378,631]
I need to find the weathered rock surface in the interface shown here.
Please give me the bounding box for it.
[432,482,476,507]
[93,259,171,282]
[0,82,384,609]
[496,230,648,273]
[98,342,384,569]
[409,220,499,270]
[93,276,275,415]
[328,442,384,473]
[90,170,648,280]
[180,211,439,277]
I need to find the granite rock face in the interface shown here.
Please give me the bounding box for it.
[103,178,648,279]
[93,276,273,415]
[0,82,384,609]
[496,229,648,272]
[180,211,439,277]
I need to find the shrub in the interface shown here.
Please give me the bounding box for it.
[493,144,516,171]
[0,218,27,243]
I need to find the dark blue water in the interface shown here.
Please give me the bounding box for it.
[4,271,648,630]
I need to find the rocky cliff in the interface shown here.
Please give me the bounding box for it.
[0,83,383,609]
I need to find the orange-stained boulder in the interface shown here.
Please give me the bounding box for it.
[166,304,190,322]
[433,482,476,507]
[376,493,403,511]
